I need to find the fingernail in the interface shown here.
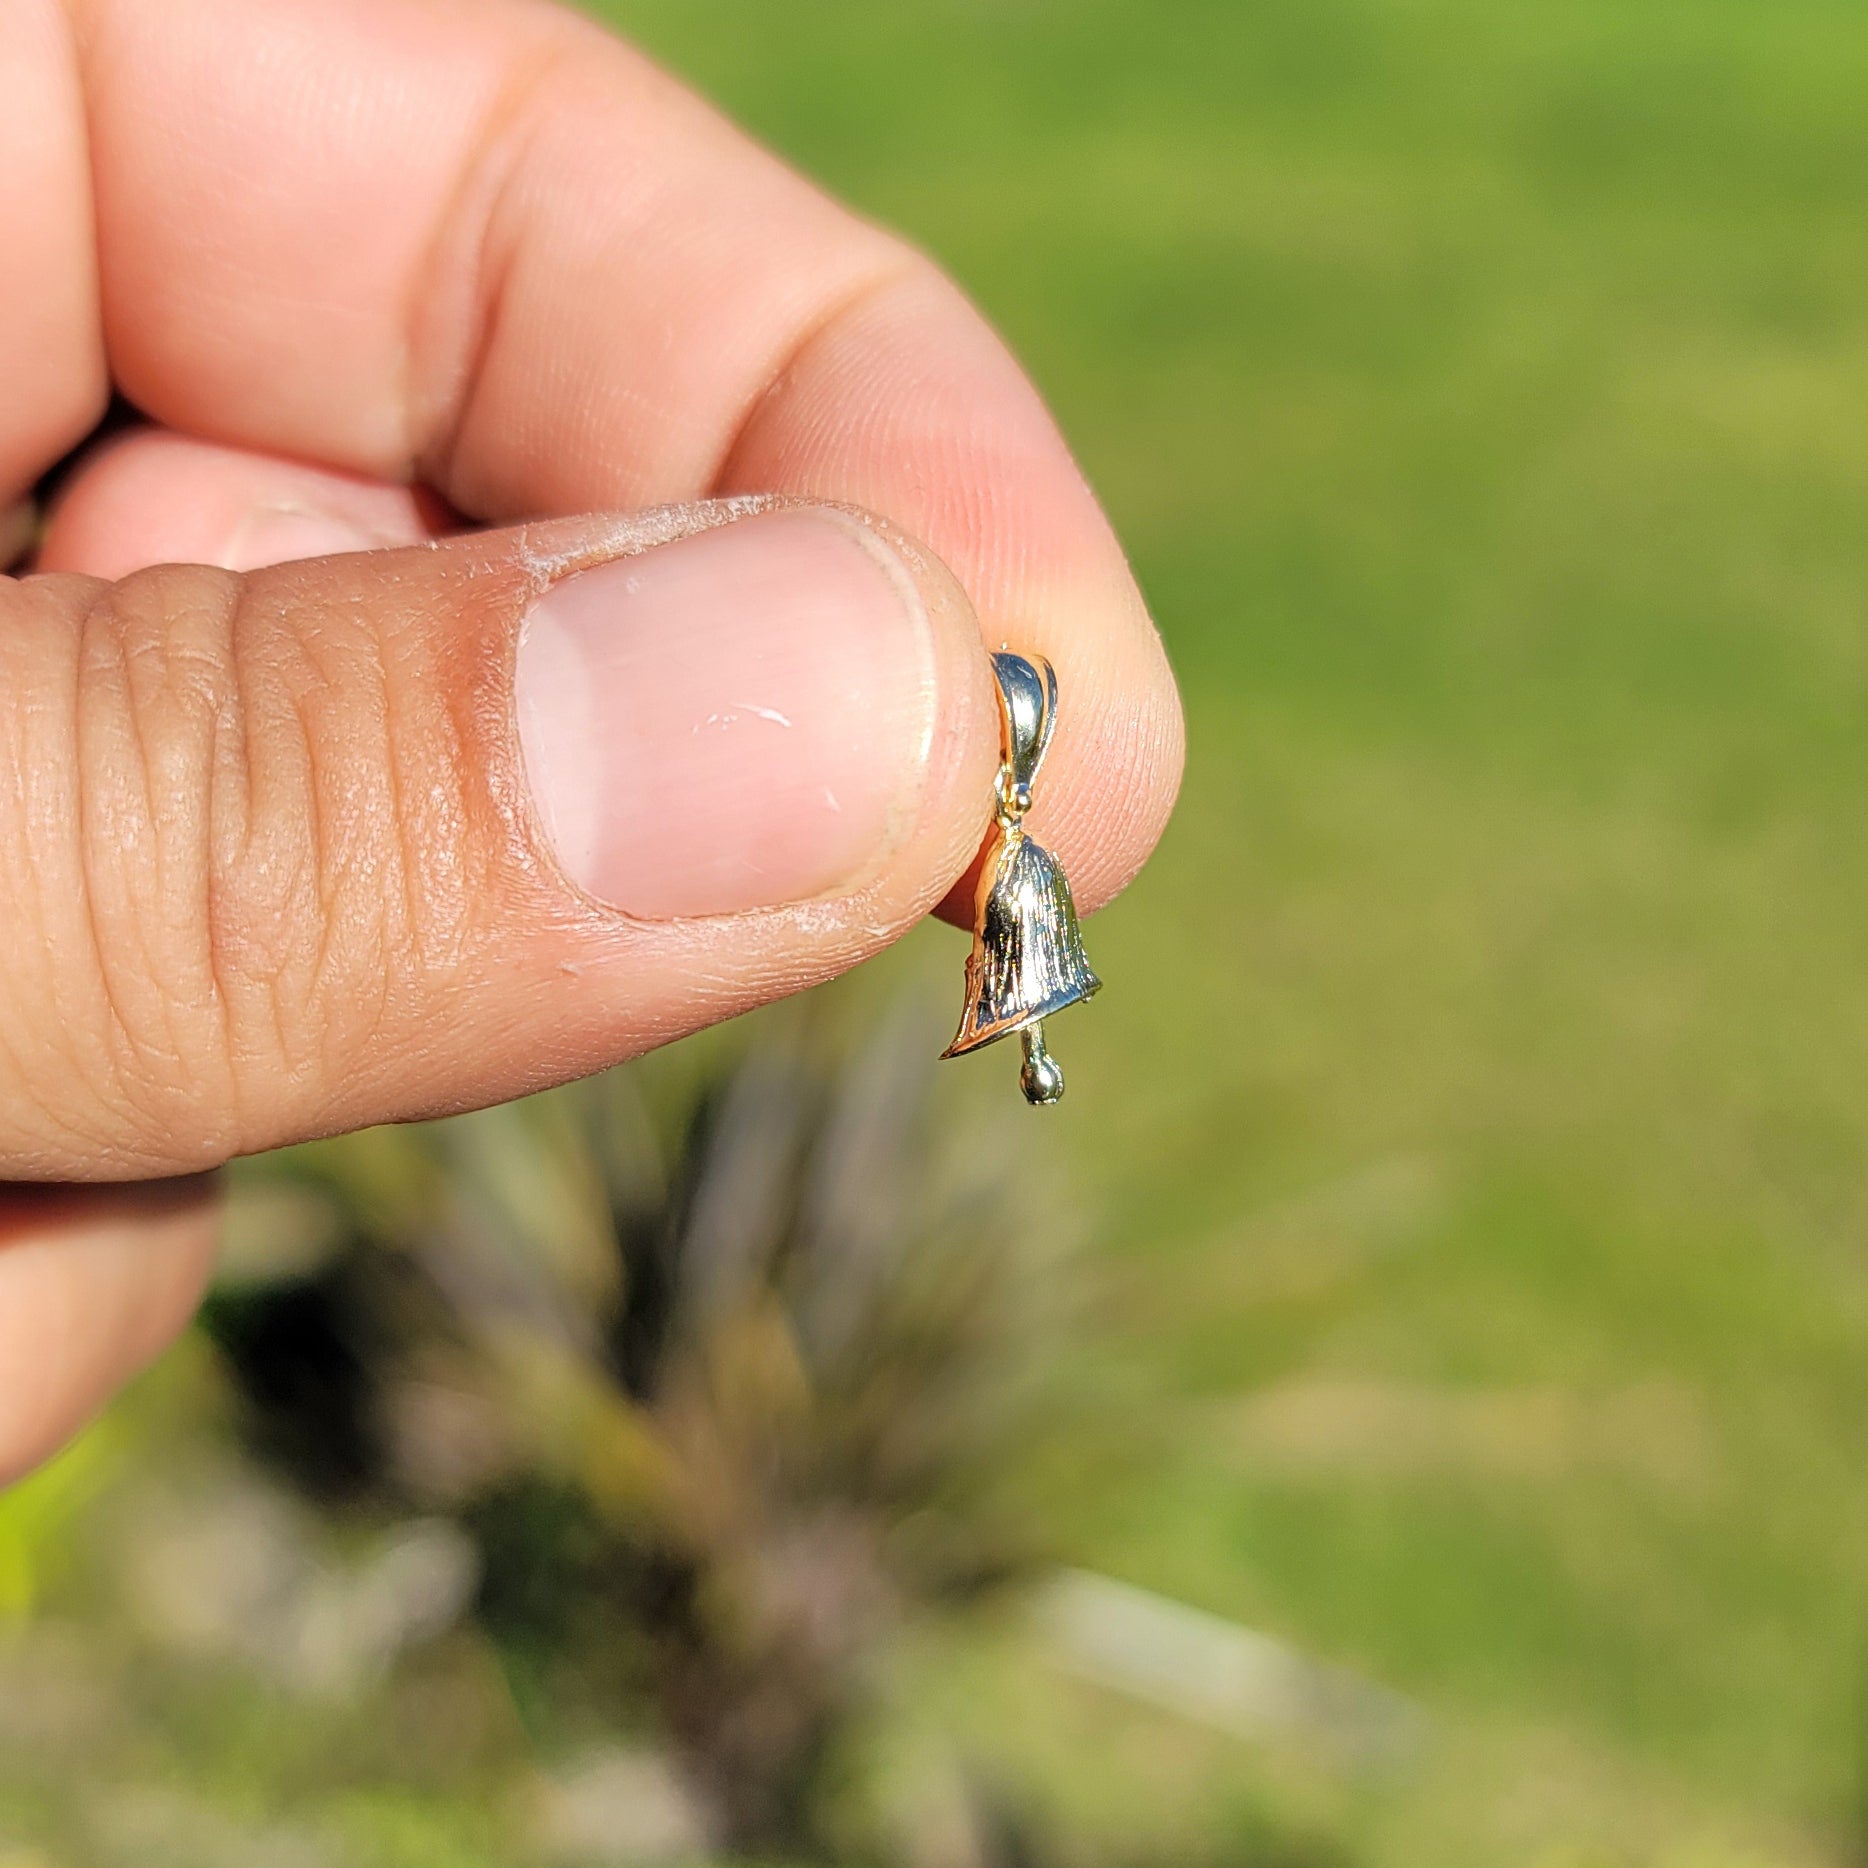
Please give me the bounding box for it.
[220,504,391,571]
[514,508,936,919]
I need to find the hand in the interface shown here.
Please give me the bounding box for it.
[0,0,1183,1481]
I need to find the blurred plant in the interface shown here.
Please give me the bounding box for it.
[202,994,1060,1860]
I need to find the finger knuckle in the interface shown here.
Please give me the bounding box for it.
[0,565,469,1172]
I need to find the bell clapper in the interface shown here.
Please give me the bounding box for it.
[1018,1023,1066,1106]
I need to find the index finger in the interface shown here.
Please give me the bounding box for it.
[18,0,1182,907]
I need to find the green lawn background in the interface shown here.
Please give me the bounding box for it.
[583,0,1868,1859]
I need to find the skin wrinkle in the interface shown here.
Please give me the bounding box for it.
[207,582,388,1147]
[389,601,477,977]
[272,596,400,1121]
[0,589,58,1136]
[347,594,472,1109]
[71,586,145,1116]
[204,604,267,1146]
[157,584,257,1110]
[693,256,925,504]
[222,605,315,1024]
[198,612,248,1045]
[325,597,411,1032]
[264,677,332,1110]
[405,26,571,488]
[79,572,242,1164]
[120,585,227,1086]
[0,579,128,1169]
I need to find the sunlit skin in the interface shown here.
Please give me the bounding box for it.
[0,0,1183,1483]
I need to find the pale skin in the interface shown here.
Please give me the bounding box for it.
[0,0,1184,1483]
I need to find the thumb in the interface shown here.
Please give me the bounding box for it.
[2,499,1001,1178]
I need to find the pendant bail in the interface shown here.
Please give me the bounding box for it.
[991,650,1057,824]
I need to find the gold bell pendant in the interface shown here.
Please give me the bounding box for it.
[942,652,1101,1105]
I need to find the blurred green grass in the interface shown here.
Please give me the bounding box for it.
[581,0,1868,1857]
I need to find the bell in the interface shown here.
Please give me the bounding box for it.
[941,652,1101,1105]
